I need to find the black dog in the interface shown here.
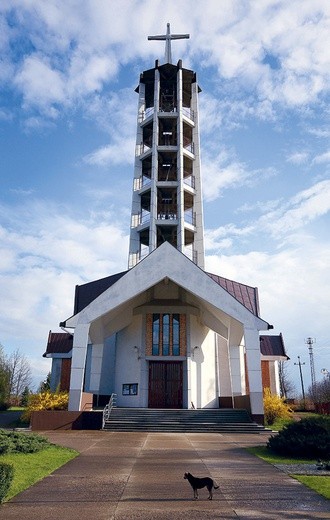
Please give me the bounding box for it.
[184,472,219,500]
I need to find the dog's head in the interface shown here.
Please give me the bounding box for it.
[183,472,190,480]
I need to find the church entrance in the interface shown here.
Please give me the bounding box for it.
[148,361,183,408]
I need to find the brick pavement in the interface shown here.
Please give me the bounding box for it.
[1,431,329,520]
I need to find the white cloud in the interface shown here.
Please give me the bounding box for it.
[313,150,330,164]
[205,237,330,342]
[205,179,330,255]
[263,179,330,238]
[0,199,129,349]
[286,151,309,165]
[15,55,65,114]
[1,0,330,124]
[82,89,136,166]
[202,148,276,201]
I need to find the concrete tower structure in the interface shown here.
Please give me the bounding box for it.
[128,24,205,269]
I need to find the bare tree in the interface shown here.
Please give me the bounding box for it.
[278,360,296,399]
[8,349,32,405]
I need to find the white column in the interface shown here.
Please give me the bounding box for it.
[177,67,185,253]
[68,322,90,411]
[149,68,160,252]
[128,82,146,268]
[244,327,264,417]
[217,335,233,402]
[191,81,205,269]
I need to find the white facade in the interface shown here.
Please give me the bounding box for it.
[66,243,270,418]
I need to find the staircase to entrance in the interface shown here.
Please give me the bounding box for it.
[102,407,267,433]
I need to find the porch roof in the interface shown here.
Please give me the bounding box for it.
[260,333,289,359]
[72,269,259,317]
[43,330,73,357]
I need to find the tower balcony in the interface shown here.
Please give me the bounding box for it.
[183,173,195,189]
[134,175,152,191]
[184,211,196,227]
[182,107,195,122]
[131,211,151,228]
[138,106,154,124]
[128,246,149,269]
[184,247,198,264]
[183,137,194,154]
[157,203,177,221]
[136,142,152,157]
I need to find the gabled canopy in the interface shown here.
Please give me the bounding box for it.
[63,242,271,333]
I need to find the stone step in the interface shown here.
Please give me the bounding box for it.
[103,408,267,433]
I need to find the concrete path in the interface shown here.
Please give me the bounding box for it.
[2,431,329,519]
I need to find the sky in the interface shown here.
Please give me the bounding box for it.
[0,0,329,393]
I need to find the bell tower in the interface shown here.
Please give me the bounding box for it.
[128,24,205,269]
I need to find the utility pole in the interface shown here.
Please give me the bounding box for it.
[305,337,316,392]
[294,356,306,409]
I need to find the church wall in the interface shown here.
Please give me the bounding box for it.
[115,314,144,407]
[84,335,117,398]
[50,358,61,392]
[189,315,217,409]
[230,343,246,396]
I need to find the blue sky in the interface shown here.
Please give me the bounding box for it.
[1,0,330,392]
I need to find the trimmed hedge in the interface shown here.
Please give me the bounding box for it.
[267,417,330,458]
[0,463,14,503]
[0,430,51,455]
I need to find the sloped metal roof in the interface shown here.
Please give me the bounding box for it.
[260,333,288,359]
[43,330,73,356]
[206,272,260,317]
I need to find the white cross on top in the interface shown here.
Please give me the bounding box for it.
[148,23,189,64]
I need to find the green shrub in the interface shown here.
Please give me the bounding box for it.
[0,463,14,503]
[263,388,292,425]
[0,430,51,454]
[267,417,330,458]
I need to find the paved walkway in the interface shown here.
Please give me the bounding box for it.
[2,431,329,519]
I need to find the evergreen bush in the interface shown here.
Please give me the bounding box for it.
[0,463,14,503]
[267,416,330,458]
[0,429,50,454]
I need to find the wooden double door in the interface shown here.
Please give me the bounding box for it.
[148,361,183,408]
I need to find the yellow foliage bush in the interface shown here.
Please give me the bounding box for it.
[263,388,292,425]
[22,390,69,421]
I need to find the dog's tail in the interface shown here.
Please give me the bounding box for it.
[214,484,219,489]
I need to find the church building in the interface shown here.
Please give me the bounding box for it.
[44,25,288,423]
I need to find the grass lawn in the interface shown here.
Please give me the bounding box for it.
[1,445,78,502]
[247,446,330,500]
[293,475,330,500]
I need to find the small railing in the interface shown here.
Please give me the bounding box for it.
[183,174,195,189]
[133,175,152,191]
[102,393,117,429]
[184,211,196,227]
[182,107,194,121]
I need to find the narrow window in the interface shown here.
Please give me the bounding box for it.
[172,314,180,356]
[152,314,160,355]
[162,313,170,355]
